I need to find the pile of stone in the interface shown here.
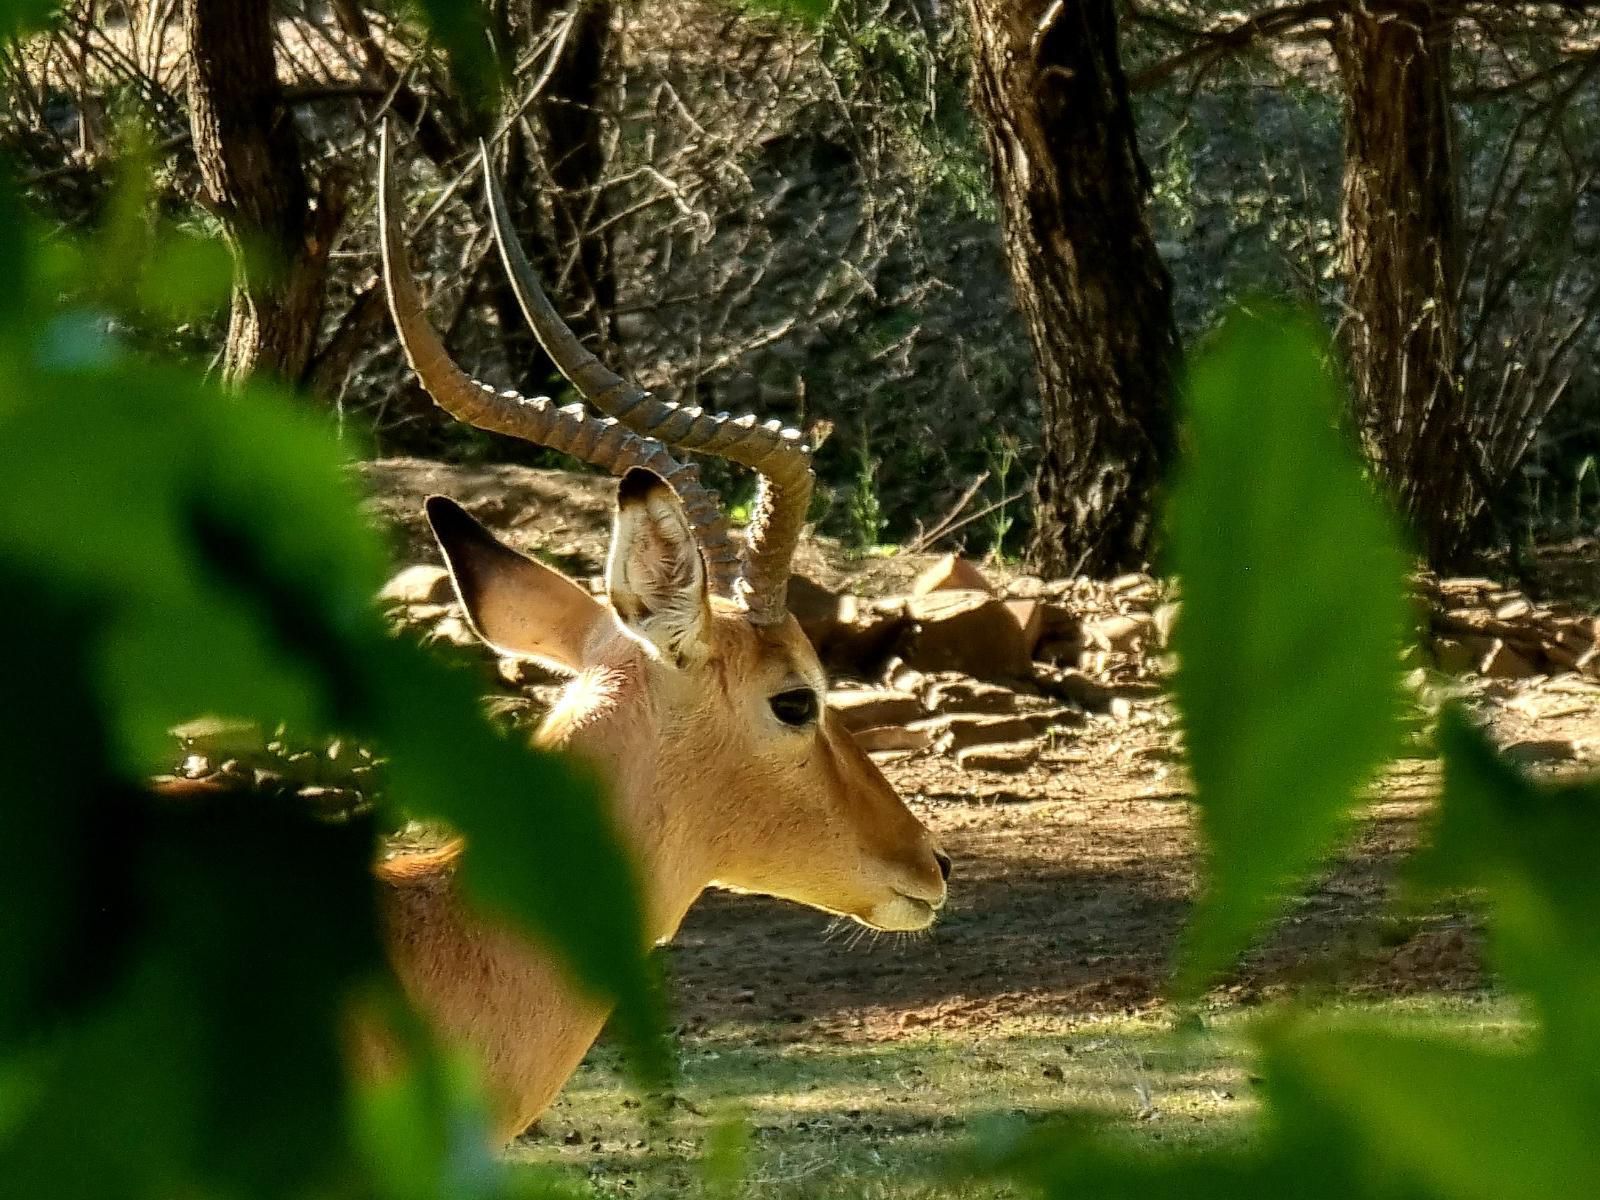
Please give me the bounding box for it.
[1421,576,1600,680]
[376,552,1600,774]
[789,554,1176,686]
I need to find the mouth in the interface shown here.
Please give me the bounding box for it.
[856,890,941,932]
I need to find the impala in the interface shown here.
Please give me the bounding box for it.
[371,125,951,1140]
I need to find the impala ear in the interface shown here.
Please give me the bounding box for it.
[606,468,712,665]
[425,495,605,673]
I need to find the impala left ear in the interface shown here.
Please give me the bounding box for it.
[606,468,712,665]
[426,495,606,673]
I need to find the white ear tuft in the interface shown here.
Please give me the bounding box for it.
[606,469,711,664]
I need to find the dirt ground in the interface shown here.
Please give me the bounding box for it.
[358,457,1600,1195]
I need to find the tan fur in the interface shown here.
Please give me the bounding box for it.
[377,494,948,1142]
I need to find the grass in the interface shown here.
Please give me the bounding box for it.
[507,993,1525,1197]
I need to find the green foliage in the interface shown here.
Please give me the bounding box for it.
[731,0,833,27]
[844,421,886,551]
[969,310,1600,1200]
[1168,307,1411,994]
[407,0,502,116]
[0,41,662,1200]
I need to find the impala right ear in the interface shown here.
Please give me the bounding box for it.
[425,495,606,673]
[606,468,712,665]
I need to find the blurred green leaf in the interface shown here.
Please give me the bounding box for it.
[410,0,502,113]
[1266,1019,1600,1200]
[0,128,667,1200]
[0,0,58,39]
[1418,711,1600,1061]
[139,231,234,320]
[1168,307,1410,994]
[701,1111,752,1198]
[0,786,385,1200]
[0,358,666,1080]
[0,570,130,1048]
[961,1112,1356,1200]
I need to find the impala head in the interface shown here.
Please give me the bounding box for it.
[378,125,949,932]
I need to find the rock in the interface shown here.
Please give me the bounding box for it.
[1546,639,1599,673]
[902,590,1032,680]
[1430,635,1486,675]
[1479,638,1540,679]
[1006,575,1047,599]
[923,677,1020,715]
[426,615,479,649]
[955,742,1037,772]
[827,688,926,731]
[1493,597,1532,620]
[1503,738,1586,765]
[1034,666,1115,711]
[819,610,909,676]
[1004,599,1046,657]
[380,564,453,606]
[914,709,1076,751]
[883,659,927,693]
[788,575,842,648]
[910,554,996,597]
[853,725,936,754]
[172,718,267,758]
[1081,613,1152,652]
[401,603,452,625]
[1110,573,1159,602]
[1151,601,1181,647]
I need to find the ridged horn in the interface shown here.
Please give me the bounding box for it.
[378,122,740,598]
[481,143,813,626]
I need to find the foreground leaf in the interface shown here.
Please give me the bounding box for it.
[1169,307,1410,994]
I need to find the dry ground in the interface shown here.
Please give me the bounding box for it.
[357,458,1600,1198]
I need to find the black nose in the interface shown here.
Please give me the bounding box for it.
[934,850,952,882]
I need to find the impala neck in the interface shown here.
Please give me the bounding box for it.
[545,662,721,946]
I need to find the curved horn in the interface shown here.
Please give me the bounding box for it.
[378,123,740,598]
[481,144,813,626]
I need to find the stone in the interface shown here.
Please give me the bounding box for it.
[380,564,453,606]
[788,575,842,648]
[1151,601,1181,647]
[827,688,926,731]
[901,589,1032,680]
[1081,613,1152,652]
[955,742,1037,772]
[1479,638,1540,679]
[1502,738,1585,765]
[1033,666,1115,711]
[1004,599,1046,657]
[820,611,909,676]
[910,554,996,597]
[426,615,479,649]
[1431,635,1486,675]
[914,709,1076,751]
[853,725,936,754]
[923,677,1021,715]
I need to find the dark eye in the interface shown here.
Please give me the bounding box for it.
[768,688,820,728]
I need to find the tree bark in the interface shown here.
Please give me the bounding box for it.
[491,0,616,395]
[1332,0,1478,564]
[184,0,341,388]
[964,0,1180,575]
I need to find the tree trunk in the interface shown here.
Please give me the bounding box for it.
[490,0,616,395]
[184,0,342,388]
[964,0,1180,575]
[1332,1,1477,565]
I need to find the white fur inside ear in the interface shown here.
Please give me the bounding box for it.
[606,485,709,662]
